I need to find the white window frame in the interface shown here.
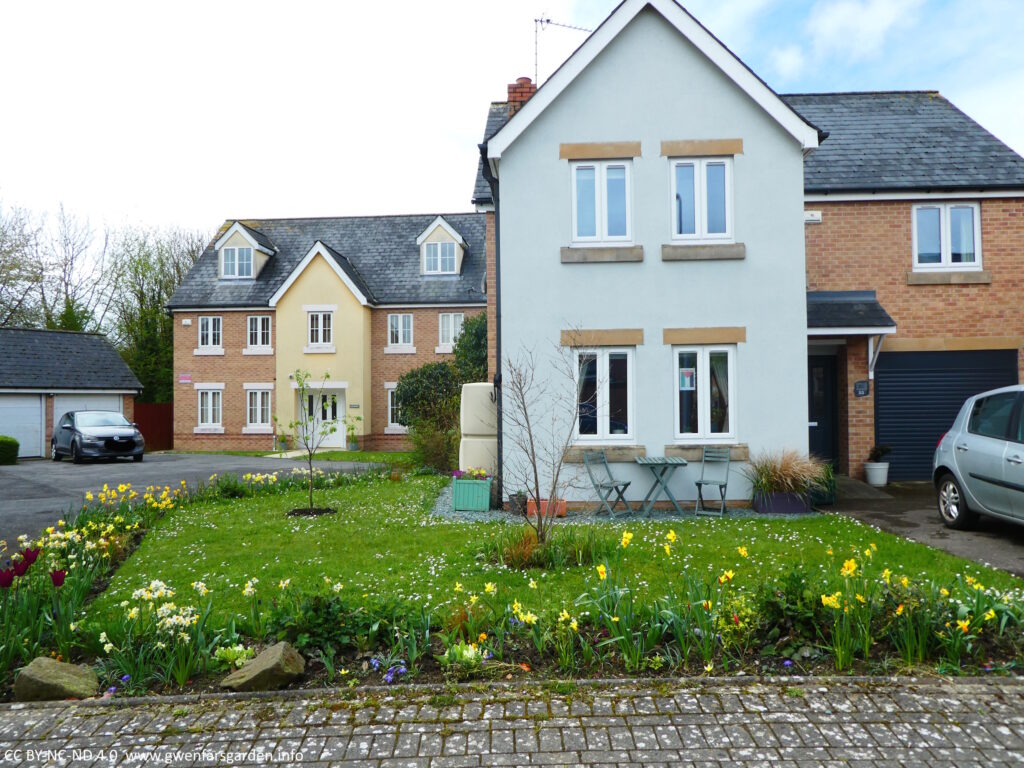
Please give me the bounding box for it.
[195,316,223,355]
[436,312,465,353]
[669,157,734,243]
[911,202,982,271]
[672,345,737,442]
[244,315,272,354]
[386,313,415,353]
[572,347,635,444]
[221,246,253,279]
[195,386,224,434]
[244,387,272,433]
[424,241,457,275]
[306,310,334,352]
[385,382,408,435]
[570,160,633,244]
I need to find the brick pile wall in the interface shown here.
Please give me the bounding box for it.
[172,311,276,452]
[366,306,484,451]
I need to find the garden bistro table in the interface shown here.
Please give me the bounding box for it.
[635,456,688,516]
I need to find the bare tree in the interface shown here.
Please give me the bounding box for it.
[502,340,591,544]
[0,202,42,326]
[37,205,117,331]
[287,370,339,514]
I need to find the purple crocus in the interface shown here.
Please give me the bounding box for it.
[783,659,793,668]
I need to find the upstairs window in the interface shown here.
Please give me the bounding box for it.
[425,241,457,274]
[388,313,413,347]
[307,311,333,346]
[438,312,464,349]
[222,246,253,278]
[571,161,631,243]
[198,316,222,350]
[247,315,271,349]
[670,158,733,241]
[913,203,981,270]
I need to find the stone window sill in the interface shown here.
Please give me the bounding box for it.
[664,443,749,461]
[662,243,745,261]
[303,345,336,354]
[242,426,273,435]
[561,245,644,263]
[385,346,417,355]
[242,347,274,356]
[435,345,454,354]
[906,270,991,285]
[193,347,224,356]
[564,444,647,463]
[193,426,225,434]
[385,426,410,435]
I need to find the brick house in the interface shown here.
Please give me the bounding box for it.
[473,7,1024,491]
[168,215,485,452]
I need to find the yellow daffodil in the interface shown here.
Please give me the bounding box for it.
[478,633,487,642]
[855,594,866,604]
[870,542,877,552]
[596,564,607,581]
[900,576,910,588]
[718,570,735,584]
[529,579,538,589]
[664,544,671,556]
[701,599,712,611]
[984,608,996,622]
[704,662,713,672]
[882,568,892,585]
[278,579,290,590]
[469,594,479,605]
[736,546,748,558]
[558,609,571,622]
[863,548,873,559]
[620,531,633,548]
[940,588,950,597]
[840,559,857,577]
[570,619,578,632]
[484,582,497,595]
[821,592,842,610]
[611,616,619,623]
[826,546,833,556]
[896,604,904,616]
[666,529,677,544]
[453,582,464,593]
[956,618,971,634]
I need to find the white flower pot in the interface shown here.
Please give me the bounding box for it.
[864,461,890,487]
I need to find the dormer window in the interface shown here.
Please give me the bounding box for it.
[425,242,457,275]
[222,247,253,278]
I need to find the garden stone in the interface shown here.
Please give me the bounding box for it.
[14,656,99,701]
[220,641,305,691]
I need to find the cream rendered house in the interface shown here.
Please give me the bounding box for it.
[168,214,486,451]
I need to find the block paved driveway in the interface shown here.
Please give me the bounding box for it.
[0,453,375,547]
[0,677,1022,766]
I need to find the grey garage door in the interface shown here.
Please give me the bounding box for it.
[875,350,1018,480]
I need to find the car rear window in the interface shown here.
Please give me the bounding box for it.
[967,392,1017,439]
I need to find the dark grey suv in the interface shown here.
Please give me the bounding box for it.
[933,385,1024,529]
[51,411,145,463]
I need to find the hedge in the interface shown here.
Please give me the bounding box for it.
[0,436,18,465]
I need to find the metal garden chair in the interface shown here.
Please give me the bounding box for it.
[695,446,731,516]
[583,450,631,516]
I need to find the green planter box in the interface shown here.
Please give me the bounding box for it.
[453,478,492,512]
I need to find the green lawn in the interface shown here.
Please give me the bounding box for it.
[88,475,1023,626]
[314,449,416,466]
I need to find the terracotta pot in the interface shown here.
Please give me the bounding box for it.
[526,498,567,518]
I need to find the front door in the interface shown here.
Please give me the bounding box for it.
[808,355,838,465]
[301,390,347,449]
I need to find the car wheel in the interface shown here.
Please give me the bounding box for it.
[133,453,144,463]
[937,473,977,530]
[51,442,61,461]
[71,441,82,464]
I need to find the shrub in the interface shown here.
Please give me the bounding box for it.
[395,362,461,431]
[409,422,458,473]
[0,436,18,465]
[454,312,487,383]
[744,450,826,497]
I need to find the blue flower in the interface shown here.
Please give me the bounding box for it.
[370,658,381,671]
[106,686,117,695]
[783,659,793,668]
[121,674,131,683]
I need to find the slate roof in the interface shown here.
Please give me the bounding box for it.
[0,329,141,390]
[471,91,1024,201]
[783,92,1024,193]
[472,102,511,207]
[237,222,277,253]
[167,213,487,310]
[807,291,896,330]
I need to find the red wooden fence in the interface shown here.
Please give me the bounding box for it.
[134,402,173,451]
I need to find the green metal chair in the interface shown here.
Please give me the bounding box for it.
[695,446,731,516]
[583,450,631,516]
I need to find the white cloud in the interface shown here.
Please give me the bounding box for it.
[807,0,925,62]
[949,70,1024,156]
[769,44,806,81]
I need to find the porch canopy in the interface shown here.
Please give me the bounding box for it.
[807,291,896,379]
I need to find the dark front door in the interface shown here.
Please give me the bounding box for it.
[808,355,838,464]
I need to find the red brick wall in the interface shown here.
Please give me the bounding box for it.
[806,198,1024,477]
[366,306,484,450]
[172,311,277,451]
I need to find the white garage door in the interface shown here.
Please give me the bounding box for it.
[0,394,44,457]
[53,394,122,424]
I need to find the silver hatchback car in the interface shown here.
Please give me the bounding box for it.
[933,385,1024,529]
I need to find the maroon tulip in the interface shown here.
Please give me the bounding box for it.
[50,569,66,588]
[21,547,40,566]
[12,559,28,577]
[0,569,13,589]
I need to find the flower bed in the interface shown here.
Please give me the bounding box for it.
[2,469,1023,698]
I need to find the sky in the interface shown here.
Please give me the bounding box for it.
[0,0,1022,233]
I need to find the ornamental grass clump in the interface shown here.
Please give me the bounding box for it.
[744,450,827,497]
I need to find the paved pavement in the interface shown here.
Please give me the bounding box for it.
[0,677,1022,766]
[0,454,377,547]
[833,480,1024,578]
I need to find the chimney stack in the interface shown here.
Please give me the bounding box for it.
[507,76,537,116]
